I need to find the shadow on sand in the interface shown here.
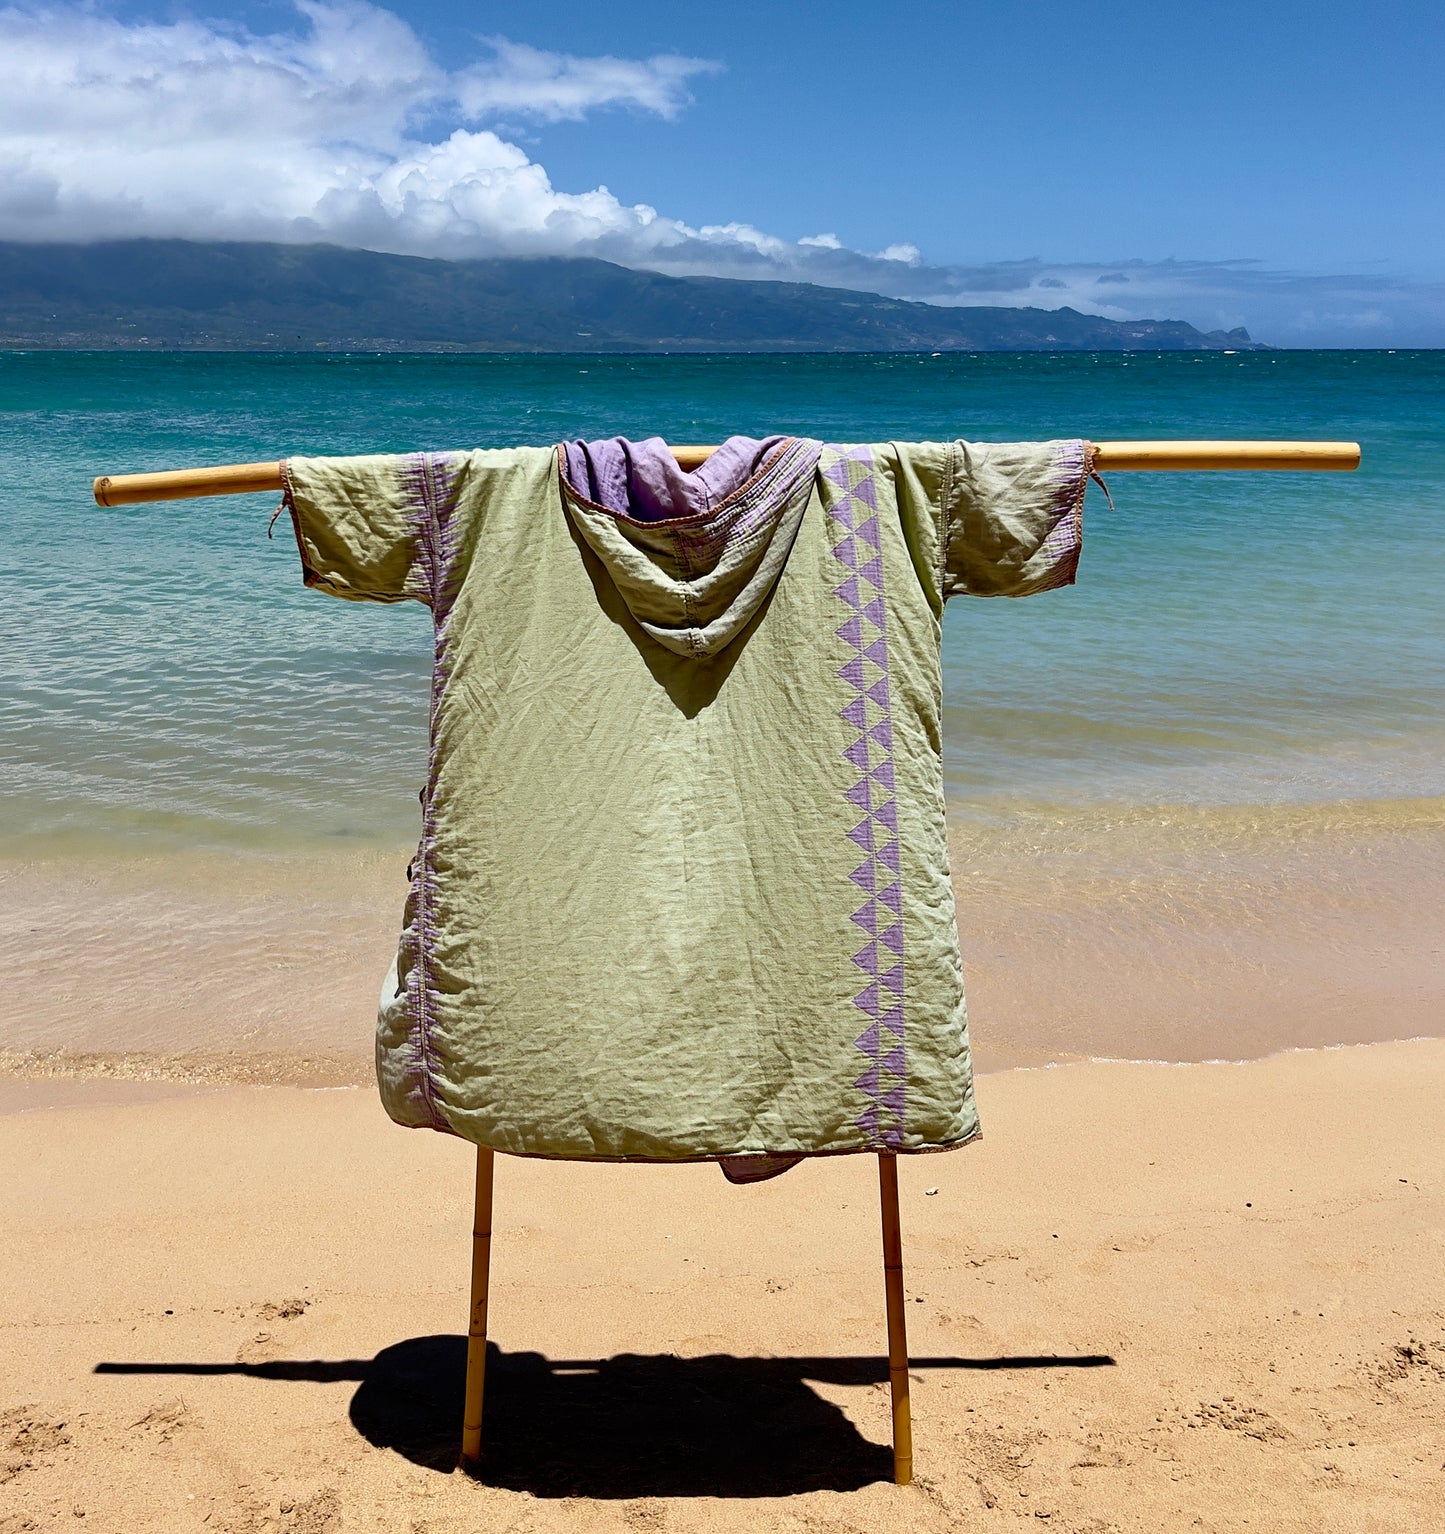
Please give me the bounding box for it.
[97,1337,1114,1497]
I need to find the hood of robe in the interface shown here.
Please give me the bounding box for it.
[559,435,822,658]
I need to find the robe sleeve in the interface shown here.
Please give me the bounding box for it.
[941,439,1091,599]
[281,452,442,605]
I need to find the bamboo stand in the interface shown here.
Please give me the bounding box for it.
[878,1152,913,1484]
[458,1146,494,1470]
[455,1145,916,1484]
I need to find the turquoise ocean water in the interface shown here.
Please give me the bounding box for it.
[1,349,1440,856]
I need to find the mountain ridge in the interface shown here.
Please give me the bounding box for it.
[0,239,1264,352]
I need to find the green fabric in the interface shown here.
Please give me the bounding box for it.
[284,438,1088,1165]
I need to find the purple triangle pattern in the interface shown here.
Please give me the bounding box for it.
[851,901,879,936]
[824,445,905,1152]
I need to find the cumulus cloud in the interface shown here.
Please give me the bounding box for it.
[1,1,1442,344]
[0,0,716,253]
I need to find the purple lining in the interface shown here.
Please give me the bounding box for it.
[1033,439,1090,591]
[719,1153,806,1184]
[562,436,786,523]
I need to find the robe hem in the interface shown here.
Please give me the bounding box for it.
[384,1120,984,1164]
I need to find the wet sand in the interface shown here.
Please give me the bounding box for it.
[951,796,1445,1068]
[3,796,1441,1082]
[2,1041,1443,1533]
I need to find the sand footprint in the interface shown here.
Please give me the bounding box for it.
[0,1405,73,1484]
[237,1297,312,1363]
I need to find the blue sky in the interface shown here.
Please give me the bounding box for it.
[3,0,1443,342]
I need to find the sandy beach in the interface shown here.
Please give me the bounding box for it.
[2,1040,1442,1533]
[5,794,1444,1534]
[4,815,1443,1527]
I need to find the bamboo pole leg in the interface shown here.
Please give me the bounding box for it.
[878,1152,913,1485]
[459,1146,495,1471]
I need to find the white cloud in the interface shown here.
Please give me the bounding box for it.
[0,0,718,253]
[1,2,1443,344]
[456,39,719,123]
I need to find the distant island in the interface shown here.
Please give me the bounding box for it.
[0,239,1263,353]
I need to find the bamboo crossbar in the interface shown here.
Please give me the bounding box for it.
[92,440,1361,506]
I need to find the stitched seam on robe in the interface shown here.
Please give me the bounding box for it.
[404,449,467,1133]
